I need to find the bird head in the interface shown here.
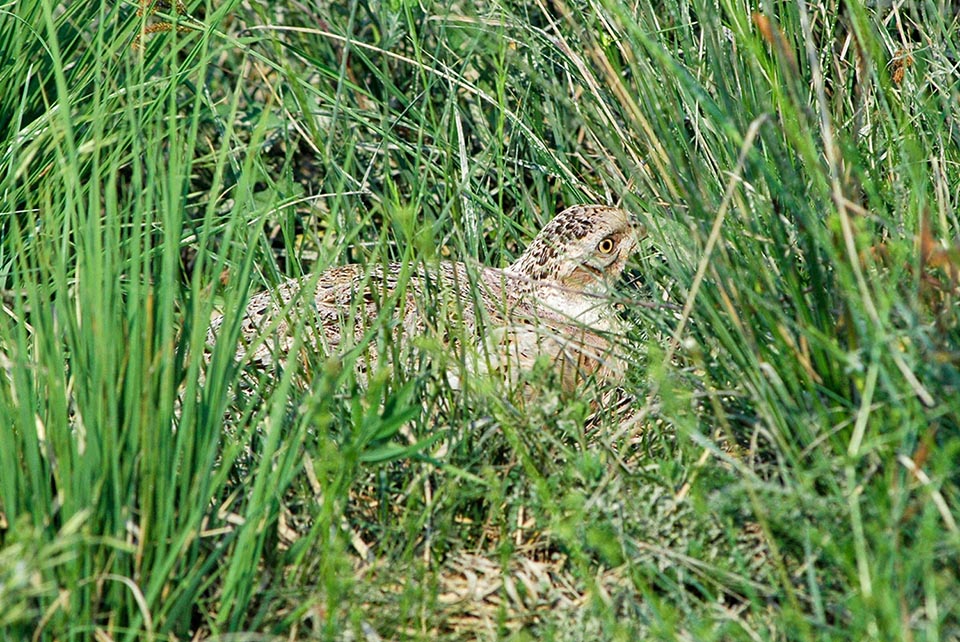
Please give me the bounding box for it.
[509,205,644,295]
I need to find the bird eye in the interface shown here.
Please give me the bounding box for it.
[597,236,616,254]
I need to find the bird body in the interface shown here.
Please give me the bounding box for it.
[208,205,641,393]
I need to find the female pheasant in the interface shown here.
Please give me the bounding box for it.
[208,204,642,393]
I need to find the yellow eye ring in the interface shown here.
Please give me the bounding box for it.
[597,236,616,254]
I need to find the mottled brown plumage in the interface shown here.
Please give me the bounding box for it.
[208,204,642,392]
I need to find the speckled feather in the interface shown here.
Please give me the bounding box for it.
[207,204,642,391]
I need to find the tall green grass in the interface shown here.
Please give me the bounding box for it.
[1,0,958,639]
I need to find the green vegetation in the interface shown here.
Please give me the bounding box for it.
[1,0,958,639]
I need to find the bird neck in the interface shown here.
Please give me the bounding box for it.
[508,239,557,282]
[525,281,619,332]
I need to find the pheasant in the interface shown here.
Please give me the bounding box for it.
[208,204,643,394]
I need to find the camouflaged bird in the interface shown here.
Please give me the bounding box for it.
[208,204,643,392]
